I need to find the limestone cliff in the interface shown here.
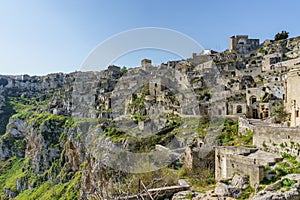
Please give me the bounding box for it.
[0,62,222,199]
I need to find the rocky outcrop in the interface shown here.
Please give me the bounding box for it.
[185,174,251,200]
[1,35,299,199]
[172,190,200,200]
[253,174,300,200]
[184,133,219,170]
[0,118,26,160]
[214,175,249,198]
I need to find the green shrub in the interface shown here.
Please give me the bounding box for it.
[282,178,296,187]
[185,193,193,199]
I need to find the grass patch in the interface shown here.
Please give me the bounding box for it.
[177,165,215,192]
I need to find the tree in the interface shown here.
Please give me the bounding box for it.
[121,66,127,73]
[275,31,289,41]
[271,101,288,123]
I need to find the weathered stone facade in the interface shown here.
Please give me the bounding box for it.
[262,53,282,71]
[215,146,283,187]
[253,126,300,157]
[229,35,260,54]
[215,146,265,187]
[285,67,300,127]
[141,58,152,68]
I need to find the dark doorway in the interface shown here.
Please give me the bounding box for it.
[253,109,258,119]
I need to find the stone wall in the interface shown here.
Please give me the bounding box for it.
[253,126,300,156]
[230,103,247,116]
[273,57,300,70]
[235,66,262,77]
[215,146,264,187]
[225,154,265,187]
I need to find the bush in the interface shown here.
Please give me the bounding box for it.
[282,178,296,187]
[271,101,288,123]
[275,31,289,41]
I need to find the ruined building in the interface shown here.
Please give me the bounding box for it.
[229,35,260,54]
[141,58,152,68]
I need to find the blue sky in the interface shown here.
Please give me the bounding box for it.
[1,0,300,75]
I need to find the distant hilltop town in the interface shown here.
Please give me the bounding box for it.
[1,32,300,199]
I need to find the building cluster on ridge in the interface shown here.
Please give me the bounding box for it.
[137,34,300,190]
[139,34,300,127]
[1,33,300,198]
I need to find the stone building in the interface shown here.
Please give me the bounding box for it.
[246,83,284,119]
[229,35,260,54]
[215,146,282,187]
[227,102,247,115]
[187,53,212,66]
[262,53,282,71]
[285,67,300,127]
[235,65,262,77]
[246,88,270,119]
[141,59,152,68]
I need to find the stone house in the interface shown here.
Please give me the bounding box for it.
[227,102,247,116]
[187,53,211,66]
[262,53,282,71]
[141,58,152,68]
[246,83,284,119]
[229,35,260,55]
[235,66,262,77]
[285,68,300,127]
[215,146,282,187]
[246,88,269,119]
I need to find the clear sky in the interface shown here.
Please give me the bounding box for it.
[1,0,300,75]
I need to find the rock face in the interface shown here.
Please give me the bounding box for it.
[185,174,251,200]
[172,190,199,200]
[184,134,217,170]
[0,71,108,198]
[0,62,221,199]
[1,35,299,199]
[0,118,26,160]
[253,174,300,200]
[214,174,249,199]
[191,174,300,200]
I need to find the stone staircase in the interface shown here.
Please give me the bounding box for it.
[248,119,273,127]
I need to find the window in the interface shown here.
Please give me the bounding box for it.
[296,110,299,118]
[237,105,243,114]
[251,96,257,104]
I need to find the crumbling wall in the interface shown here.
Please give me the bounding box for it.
[226,154,265,187]
[215,146,264,187]
[253,126,300,156]
[238,116,254,134]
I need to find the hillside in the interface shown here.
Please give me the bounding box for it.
[0,35,300,199]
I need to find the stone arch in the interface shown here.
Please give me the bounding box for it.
[249,95,257,104]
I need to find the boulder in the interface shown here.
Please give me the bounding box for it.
[253,174,300,200]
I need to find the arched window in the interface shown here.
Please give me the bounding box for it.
[250,96,257,104]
